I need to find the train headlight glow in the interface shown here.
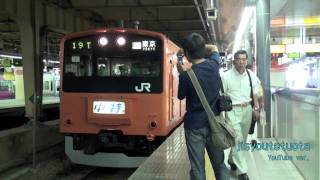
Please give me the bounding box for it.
[116,36,126,46]
[98,37,108,46]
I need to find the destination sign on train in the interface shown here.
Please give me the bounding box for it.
[93,101,125,114]
[132,40,157,51]
[72,41,92,50]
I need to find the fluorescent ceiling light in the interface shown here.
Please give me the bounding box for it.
[232,6,255,55]
[0,54,22,59]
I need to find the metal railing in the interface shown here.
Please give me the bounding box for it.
[272,88,320,180]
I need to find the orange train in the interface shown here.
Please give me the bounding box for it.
[59,28,185,167]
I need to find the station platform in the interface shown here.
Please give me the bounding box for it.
[129,124,306,180]
[129,89,320,180]
[0,96,59,110]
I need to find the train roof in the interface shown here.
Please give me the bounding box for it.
[60,28,169,43]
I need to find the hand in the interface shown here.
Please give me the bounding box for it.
[176,49,189,73]
[253,110,260,121]
[205,44,218,57]
[205,44,218,52]
[177,62,183,73]
[177,62,192,73]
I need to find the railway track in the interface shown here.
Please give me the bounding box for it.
[1,149,136,180]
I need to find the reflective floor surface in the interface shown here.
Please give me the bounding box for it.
[129,124,305,180]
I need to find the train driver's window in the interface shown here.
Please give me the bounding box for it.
[131,60,160,77]
[97,57,110,76]
[111,60,132,77]
[98,64,108,76]
[78,55,92,76]
[64,55,93,77]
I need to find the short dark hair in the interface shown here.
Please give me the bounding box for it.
[234,50,248,59]
[181,33,205,59]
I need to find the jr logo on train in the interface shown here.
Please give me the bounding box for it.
[135,82,151,92]
[59,28,185,167]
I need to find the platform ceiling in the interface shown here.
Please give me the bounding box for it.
[0,0,245,53]
[0,0,320,54]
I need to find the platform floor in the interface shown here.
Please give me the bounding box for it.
[0,96,59,109]
[129,124,190,180]
[129,124,305,180]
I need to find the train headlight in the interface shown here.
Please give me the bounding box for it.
[116,36,126,46]
[98,37,108,46]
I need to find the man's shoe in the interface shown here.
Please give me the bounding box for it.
[228,161,237,171]
[251,139,257,147]
[238,173,249,180]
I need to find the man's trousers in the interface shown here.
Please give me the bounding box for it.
[226,105,252,175]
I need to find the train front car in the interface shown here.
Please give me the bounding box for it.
[59,28,184,167]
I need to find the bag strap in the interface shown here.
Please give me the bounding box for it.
[186,69,221,124]
[212,59,225,94]
[246,69,254,107]
[218,75,225,94]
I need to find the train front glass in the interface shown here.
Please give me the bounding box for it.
[62,33,163,94]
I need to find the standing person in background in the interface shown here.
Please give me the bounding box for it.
[177,33,229,180]
[221,50,261,180]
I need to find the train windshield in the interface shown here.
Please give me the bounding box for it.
[64,55,160,78]
[96,57,160,77]
[62,33,163,93]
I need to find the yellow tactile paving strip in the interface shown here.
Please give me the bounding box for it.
[129,124,215,180]
[205,150,215,180]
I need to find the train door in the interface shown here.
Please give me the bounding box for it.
[168,54,180,121]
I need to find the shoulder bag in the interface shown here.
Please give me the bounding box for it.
[187,69,236,150]
[217,75,232,112]
[211,59,232,112]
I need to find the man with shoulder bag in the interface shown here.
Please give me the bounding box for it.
[221,50,261,180]
[177,33,231,180]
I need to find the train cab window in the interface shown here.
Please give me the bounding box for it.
[97,57,111,77]
[111,60,132,77]
[131,61,160,77]
[101,57,160,77]
[97,64,109,76]
[64,54,93,77]
[62,34,163,93]
[95,56,160,77]
[114,64,130,76]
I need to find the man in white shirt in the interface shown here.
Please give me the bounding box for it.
[221,50,260,180]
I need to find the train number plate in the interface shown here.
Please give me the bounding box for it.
[93,101,125,114]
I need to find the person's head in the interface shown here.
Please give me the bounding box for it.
[181,33,206,62]
[233,50,248,73]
